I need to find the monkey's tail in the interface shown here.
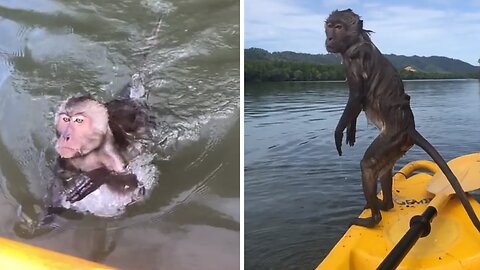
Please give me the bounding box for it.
[408,128,480,232]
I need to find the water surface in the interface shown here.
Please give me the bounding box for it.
[245,80,480,269]
[0,1,239,269]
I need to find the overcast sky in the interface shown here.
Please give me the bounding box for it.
[245,0,480,65]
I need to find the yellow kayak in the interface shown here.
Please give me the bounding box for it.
[316,153,480,270]
[0,237,117,270]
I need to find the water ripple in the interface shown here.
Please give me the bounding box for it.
[0,1,238,269]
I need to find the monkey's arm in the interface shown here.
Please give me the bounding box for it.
[65,168,139,203]
[335,88,363,156]
[335,45,371,155]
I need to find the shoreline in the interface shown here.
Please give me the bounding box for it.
[245,78,479,84]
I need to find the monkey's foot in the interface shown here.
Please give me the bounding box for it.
[351,214,382,228]
[378,198,394,211]
[364,198,394,211]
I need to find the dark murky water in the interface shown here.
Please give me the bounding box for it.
[0,0,239,269]
[245,80,480,269]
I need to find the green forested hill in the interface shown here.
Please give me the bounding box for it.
[245,48,479,82]
[245,48,478,74]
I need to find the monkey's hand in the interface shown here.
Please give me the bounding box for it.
[334,128,344,156]
[65,169,139,203]
[346,123,356,147]
[65,173,106,203]
[65,167,115,203]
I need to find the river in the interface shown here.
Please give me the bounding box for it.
[245,80,480,269]
[0,0,239,269]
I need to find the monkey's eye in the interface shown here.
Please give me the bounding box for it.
[335,24,343,29]
[62,116,70,122]
[72,116,85,124]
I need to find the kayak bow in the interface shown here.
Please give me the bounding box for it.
[0,236,117,270]
[316,153,480,270]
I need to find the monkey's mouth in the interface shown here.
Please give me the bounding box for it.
[56,146,80,158]
[325,45,336,53]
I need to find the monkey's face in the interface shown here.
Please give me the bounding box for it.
[55,98,109,158]
[325,9,363,54]
[325,20,358,54]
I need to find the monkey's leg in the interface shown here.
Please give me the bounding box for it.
[353,159,381,227]
[377,135,412,211]
[362,167,393,211]
[378,168,394,211]
[352,135,393,228]
[353,133,408,227]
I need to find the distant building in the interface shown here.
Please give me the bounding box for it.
[403,66,417,72]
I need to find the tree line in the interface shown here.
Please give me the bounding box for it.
[245,60,478,82]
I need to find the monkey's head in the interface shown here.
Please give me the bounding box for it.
[55,96,109,159]
[325,9,372,54]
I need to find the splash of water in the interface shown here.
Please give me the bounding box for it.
[60,153,158,217]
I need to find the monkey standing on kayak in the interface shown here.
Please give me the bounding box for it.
[324,9,480,230]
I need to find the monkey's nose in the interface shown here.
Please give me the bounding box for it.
[328,37,333,41]
[63,135,70,141]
